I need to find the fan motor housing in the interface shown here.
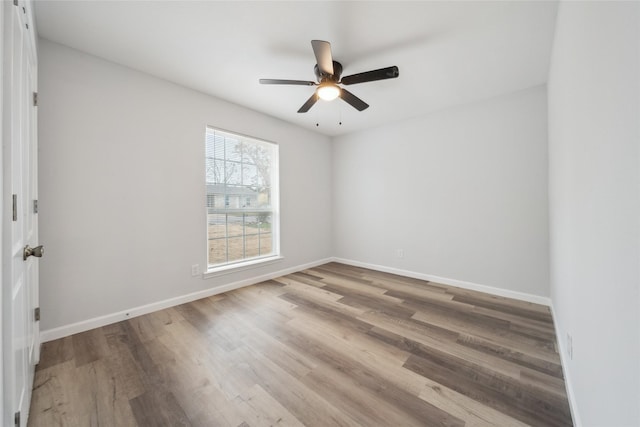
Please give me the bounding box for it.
[314,61,343,82]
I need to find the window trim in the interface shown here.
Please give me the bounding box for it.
[204,254,284,278]
[204,126,280,273]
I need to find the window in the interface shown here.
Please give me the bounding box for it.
[205,127,279,269]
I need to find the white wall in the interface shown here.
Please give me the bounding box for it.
[38,39,332,333]
[548,2,640,426]
[333,86,550,298]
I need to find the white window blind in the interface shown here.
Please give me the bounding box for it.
[205,127,279,269]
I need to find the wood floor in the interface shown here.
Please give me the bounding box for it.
[28,262,573,427]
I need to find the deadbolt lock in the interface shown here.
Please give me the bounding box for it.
[23,245,44,261]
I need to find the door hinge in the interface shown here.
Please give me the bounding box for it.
[33,92,38,107]
[35,307,40,322]
[33,199,38,214]
[12,194,18,221]
[14,411,20,427]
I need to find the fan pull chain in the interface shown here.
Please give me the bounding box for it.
[312,106,345,127]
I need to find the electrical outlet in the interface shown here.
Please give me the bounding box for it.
[396,249,404,258]
[191,264,200,277]
[567,333,573,360]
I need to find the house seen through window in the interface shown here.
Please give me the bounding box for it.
[205,127,279,268]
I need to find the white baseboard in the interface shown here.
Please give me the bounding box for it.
[330,257,552,306]
[41,256,552,342]
[40,257,333,342]
[549,303,582,427]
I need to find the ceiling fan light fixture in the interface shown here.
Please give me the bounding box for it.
[317,83,340,101]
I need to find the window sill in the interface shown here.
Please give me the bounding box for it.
[203,255,284,279]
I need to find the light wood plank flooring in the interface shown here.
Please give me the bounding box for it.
[28,262,573,426]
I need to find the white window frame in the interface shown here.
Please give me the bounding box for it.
[204,127,281,275]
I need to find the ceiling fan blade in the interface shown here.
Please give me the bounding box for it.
[340,89,369,111]
[297,93,318,113]
[341,66,399,85]
[259,79,316,86]
[311,40,334,76]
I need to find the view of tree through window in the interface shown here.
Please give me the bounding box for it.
[205,128,279,267]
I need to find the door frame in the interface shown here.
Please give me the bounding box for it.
[0,0,5,424]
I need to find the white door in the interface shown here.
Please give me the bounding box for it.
[3,1,39,426]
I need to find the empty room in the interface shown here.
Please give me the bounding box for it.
[2,1,638,426]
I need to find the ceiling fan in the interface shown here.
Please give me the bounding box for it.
[259,40,399,113]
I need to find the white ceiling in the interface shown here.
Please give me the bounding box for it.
[34,1,558,137]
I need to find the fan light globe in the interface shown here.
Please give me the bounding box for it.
[317,84,340,101]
